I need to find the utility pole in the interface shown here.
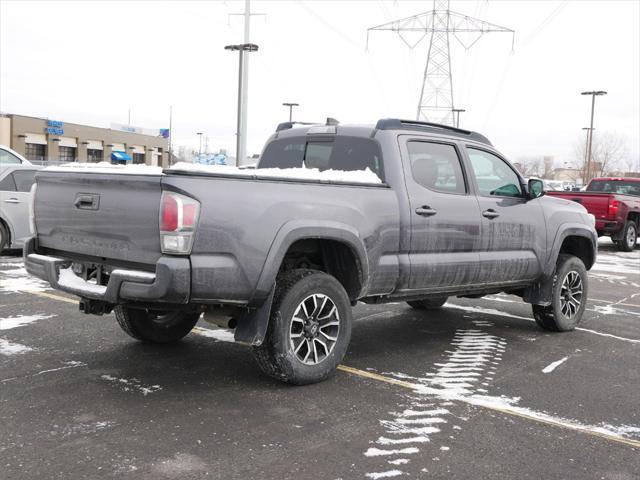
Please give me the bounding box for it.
[128,108,131,126]
[282,102,299,122]
[367,0,514,125]
[197,132,203,157]
[452,108,465,128]
[225,43,259,166]
[228,0,265,167]
[581,90,607,184]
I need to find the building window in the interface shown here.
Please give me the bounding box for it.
[59,146,76,162]
[132,153,145,164]
[87,149,103,162]
[25,143,46,162]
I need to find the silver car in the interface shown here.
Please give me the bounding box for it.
[0,164,41,251]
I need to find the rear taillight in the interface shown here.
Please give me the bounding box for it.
[159,191,200,254]
[29,183,37,235]
[608,198,619,219]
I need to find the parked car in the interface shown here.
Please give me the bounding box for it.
[0,164,41,251]
[24,119,597,384]
[547,177,640,251]
[0,145,32,165]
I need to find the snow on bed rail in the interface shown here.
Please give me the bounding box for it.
[167,162,383,184]
[43,161,383,184]
[44,162,163,175]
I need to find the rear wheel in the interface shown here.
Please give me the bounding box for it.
[114,306,200,343]
[252,269,352,385]
[0,223,8,252]
[532,254,588,332]
[615,221,637,252]
[407,297,448,310]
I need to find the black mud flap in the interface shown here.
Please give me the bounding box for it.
[523,274,554,306]
[234,287,276,346]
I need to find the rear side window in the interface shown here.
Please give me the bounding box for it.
[407,141,466,194]
[0,149,22,164]
[587,180,640,196]
[12,170,37,192]
[0,173,17,191]
[258,136,384,180]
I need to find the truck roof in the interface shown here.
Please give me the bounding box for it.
[590,177,640,183]
[274,118,492,146]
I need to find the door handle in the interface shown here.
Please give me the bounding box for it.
[415,206,437,217]
[482,209,500,219]
[4,198,20,204]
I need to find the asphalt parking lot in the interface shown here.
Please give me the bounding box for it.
[1,239,639,480]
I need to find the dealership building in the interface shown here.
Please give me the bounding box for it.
[0,113,169,166]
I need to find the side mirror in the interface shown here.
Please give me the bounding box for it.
[528,178,545,199]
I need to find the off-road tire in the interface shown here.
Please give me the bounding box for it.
[114,306,200,343]
[532,254,588,332]
[616,221,637,252]
[0,222,8,252]
[407,297,448,310]
[252,269,352,385]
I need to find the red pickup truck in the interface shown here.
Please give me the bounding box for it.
[547,177,640,251]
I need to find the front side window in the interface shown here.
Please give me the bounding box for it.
[407,141,466,194]
[0,149,22,164]
[12,170,37,192]
[467,148,522,198]
[258,136,383,180]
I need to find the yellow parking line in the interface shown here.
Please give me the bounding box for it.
[27,290,77,304]
[338,365,640,449]
[28,290,640,449]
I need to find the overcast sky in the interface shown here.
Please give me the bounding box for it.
[1,0,638,167]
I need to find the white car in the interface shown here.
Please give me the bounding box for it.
[0,164,41,251]
[0,145,32,165]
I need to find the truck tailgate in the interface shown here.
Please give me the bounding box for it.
[34,171,163,266]
[547,192,610,218]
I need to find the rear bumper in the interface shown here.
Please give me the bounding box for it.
[23,237,190,304]
[595,219,622,234]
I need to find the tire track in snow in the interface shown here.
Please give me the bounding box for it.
[363,328,506,478]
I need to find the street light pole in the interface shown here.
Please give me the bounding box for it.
[581,127,594,184]
[452,108,466,128]
[581,90,607,184]
[197,132,203,157]
[225,43,259,166]
[282,102,299,122]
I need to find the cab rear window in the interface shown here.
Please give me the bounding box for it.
[258,136,384,181]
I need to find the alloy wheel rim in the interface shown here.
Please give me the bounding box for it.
[627,225,637,248]
[289,293,340,365]
[559,270,583,319]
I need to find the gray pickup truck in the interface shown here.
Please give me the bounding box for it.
[25,119,597,385]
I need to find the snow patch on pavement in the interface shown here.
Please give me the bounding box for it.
[0,266,51,294]
[0,338,32,355]
[192,326,235,342]
[100,375,162,396]
[542,356,569,373]
[0,313,55,330]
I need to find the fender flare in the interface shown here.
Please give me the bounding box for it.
[545,224,597,276]
[250,219,370,305]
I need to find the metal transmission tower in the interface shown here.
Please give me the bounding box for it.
[367,0,514,125]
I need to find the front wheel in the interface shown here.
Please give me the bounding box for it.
[252,269,352,385]
[615,221,637,252]
[114,306,200,343]
[532,254,588,332]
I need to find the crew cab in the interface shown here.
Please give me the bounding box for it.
[547,177,640,251]
[24,119,597,385]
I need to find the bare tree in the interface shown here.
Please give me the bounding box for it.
[574,131,629,177]
[514,156,543,177]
